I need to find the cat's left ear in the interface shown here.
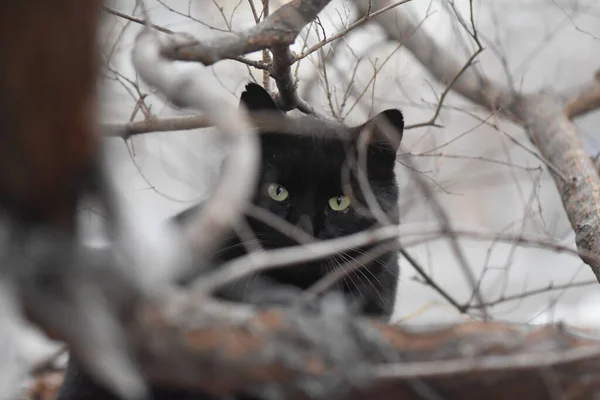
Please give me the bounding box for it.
[239,82,280,112]
[353,109,404,166]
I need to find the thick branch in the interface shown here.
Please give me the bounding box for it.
[358,0,600,281]
[564,71,600,119]
[164,0,332,65]
[35,292,600,399]
[520,93,600,276]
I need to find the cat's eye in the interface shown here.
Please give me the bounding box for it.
[328,195,351,211]
[267,183,289,202]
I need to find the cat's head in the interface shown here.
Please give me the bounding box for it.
[239,82,403,243]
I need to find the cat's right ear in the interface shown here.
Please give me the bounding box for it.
[352,109,404,166]
[239,82,279,112]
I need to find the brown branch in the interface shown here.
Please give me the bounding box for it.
[261,0,271,90]
[164,0,332,66]
[355,0,517,114]
[103,115,212,139]
[564,70,600,119]
[270,45,317,113]
[357,0,600,282]
[33,294,600,399]
[193,224,400,293]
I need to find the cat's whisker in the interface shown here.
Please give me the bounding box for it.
[338,252,387,306]
[335,252,366,300]
[345,247,387,267]
[211,238,263,258]
[328,257,362,305]
[340,252,382,284]
[241,269,261,299]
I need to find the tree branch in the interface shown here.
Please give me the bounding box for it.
[30,292,600,399]
[163,0,332,66]
[564,70,600,119]
[131,28,260,277]
[103,115,212,139]
[270,45,317,113]
[357,0,600,281]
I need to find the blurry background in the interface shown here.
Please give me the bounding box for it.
[4,0,600,397]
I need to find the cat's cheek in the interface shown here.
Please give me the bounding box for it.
[267,200,291,220]
[323,215,357,237]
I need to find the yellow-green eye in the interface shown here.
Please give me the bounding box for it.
[328,195,351,211]
[267,183,289,202]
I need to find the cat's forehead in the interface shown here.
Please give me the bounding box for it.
[260,137,350,188]
[262,132,349,166]
[260,114,352,154]
[256,114,357,186]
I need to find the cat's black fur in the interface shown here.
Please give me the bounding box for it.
[56,83,404,400]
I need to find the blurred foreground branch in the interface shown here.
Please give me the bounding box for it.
[25,292,600,400]
[131,28,259,273]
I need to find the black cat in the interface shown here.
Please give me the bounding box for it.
[56,83,404,400]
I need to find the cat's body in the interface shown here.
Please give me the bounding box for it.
[56,83,404,400]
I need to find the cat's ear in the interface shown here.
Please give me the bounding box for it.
[353,109,404,166]
[239,82,279,112]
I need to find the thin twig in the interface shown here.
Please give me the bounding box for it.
[193,225,400,294]
[399,248,465,313]
[103,115,212,139]
[295,0,413,61]
[466,280,598,310]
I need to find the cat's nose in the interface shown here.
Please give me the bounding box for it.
[296,214,314,236]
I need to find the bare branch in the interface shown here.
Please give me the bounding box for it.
[193,224,400,294]
[270,45,317,113]
[102,110,337,139]
[466,279,598,310]
[103,5,175,35]
[519,93,600,278]
[399,148,489,317]
[38,294,600,399]
[564,70,600,119]
[131,28,260,274]
[260,0,271,90]
[164,0,333,66]
[295,0,413,62]
[405,47,482,130]
[358,0,600,281]
[103,115,212,139]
